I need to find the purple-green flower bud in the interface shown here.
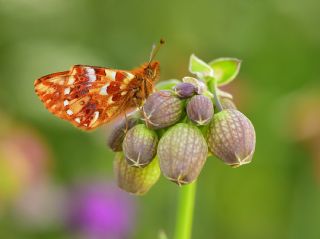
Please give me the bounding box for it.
[220,97,237,110]
[173,82,197,99]
[207,109,256,167]
[157,123,208,185]
[122,124,158,168]
[107,117,138,152]
[187,95,213,125]
[114,153,160,195]
[143,90,183,129]
[182,76,207,94]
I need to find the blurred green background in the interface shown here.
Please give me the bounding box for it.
[1,0,320,238]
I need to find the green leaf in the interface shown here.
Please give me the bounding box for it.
[155,79,181,91]
[189,54,214,79]
[208,58,241,86]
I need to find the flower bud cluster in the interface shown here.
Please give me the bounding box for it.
[108,56,256,195]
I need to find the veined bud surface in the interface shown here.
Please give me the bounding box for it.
[142,90,183,129]
[220,97,237,110]
[187,95,213,125]
[207,109,256,167]
[173,82,197,99]
[182,77,207,94]
[114,153,160,195]
[122,124,158,168]
[157,123,208,185]
[107,117,139,152]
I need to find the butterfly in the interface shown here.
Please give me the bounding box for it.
[34,40,164,131]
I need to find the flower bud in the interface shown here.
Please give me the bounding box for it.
[157,123,208,185]
[220,97,237,110]
[173,82,196,99]
[187,95,213,125]
[122,124,158,168]
[143,90,183,129]
[206,109,256,167]
[107,117,139,152]
[182,77,207,94]
[114,153,160,195]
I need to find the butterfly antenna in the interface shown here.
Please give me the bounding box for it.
[148,38,165,65]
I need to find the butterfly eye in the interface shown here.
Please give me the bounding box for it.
[144,67,154,78]
[144,62,159,80]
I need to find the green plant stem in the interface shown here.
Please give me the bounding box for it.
[174,181,197,239]
[208,79,223,112]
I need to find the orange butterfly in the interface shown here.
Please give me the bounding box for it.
[34,40,164,131]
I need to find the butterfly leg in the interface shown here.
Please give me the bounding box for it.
[124,113,129,133]
[132,97,143,111]
[158,91,171,97]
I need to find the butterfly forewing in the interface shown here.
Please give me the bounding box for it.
[34,65,137,130]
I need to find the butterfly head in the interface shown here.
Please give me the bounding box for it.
[144,61,160,82]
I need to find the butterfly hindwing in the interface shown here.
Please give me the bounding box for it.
[34,65,137,130]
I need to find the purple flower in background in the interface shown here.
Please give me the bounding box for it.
[67,181,136,239]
